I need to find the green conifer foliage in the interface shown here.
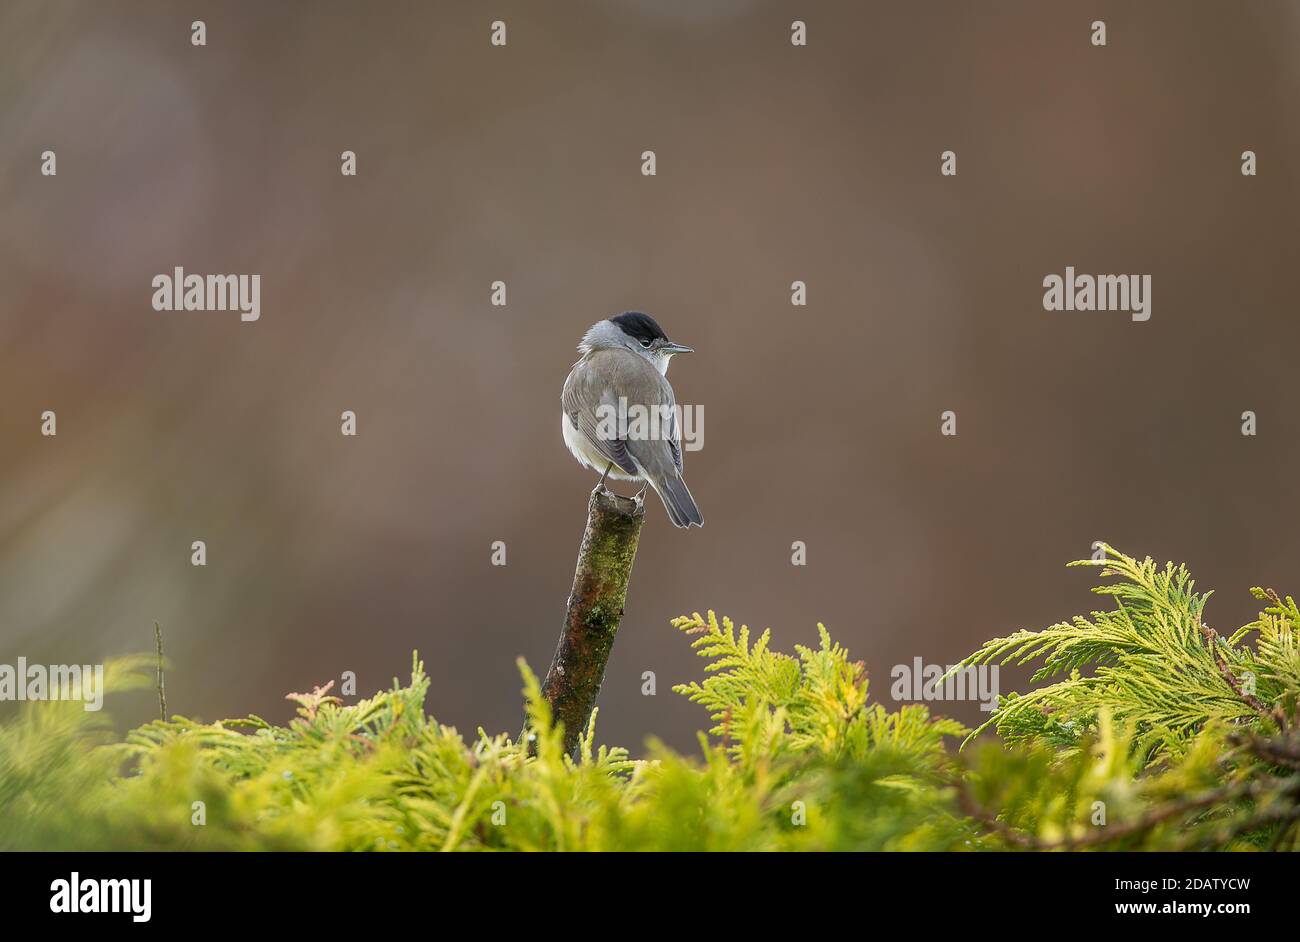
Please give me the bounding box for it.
[2,547,1297,850]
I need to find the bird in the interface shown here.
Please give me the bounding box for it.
[562,312,703,528]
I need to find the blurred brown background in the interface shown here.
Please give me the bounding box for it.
[2,0,1299,751]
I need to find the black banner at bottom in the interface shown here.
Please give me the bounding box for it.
[4,851,1282,927]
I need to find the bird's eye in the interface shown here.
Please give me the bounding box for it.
[640,338,652,347]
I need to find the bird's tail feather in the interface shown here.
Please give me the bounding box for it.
[652,474,703,528]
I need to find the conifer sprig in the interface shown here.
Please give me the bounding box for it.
[956,545,1293,760]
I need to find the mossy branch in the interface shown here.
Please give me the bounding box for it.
[538,484,645,758]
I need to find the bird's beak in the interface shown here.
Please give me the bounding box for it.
[663,342,694,355]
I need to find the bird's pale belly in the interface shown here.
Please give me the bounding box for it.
[561,413,643,481]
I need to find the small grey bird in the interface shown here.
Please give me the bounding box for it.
[562,312,703,527]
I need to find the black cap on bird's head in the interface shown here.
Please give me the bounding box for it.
[577,311,694,357]
[611,311,668,345]
[607,311,694,355]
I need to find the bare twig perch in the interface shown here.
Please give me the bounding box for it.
[540,484,645,757]
[154,621,167,721]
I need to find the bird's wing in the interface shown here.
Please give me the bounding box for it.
[665,404,683,474]
[562,354,639,476]
[665,418,686,472]
[606,353,682,480]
